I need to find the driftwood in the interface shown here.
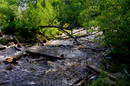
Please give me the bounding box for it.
[76,72,97,86]
[87,65,117,80]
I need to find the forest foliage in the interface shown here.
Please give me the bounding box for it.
[0,0,130,62]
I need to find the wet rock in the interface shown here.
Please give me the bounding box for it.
[0,80,13,85]
[87,58,92,62]
[66,50,85,59]
[45,40,74,46]
[87,75,97,84]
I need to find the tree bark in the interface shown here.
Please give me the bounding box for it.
[0,29,3,37]
[39,26,72,30]
[43,0,45,7]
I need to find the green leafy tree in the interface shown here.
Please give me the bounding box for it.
[50,0,89,28]
[0,0,19,34]
[16,0,60,40]
[95,0,130,61]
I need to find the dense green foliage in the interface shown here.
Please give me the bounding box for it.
[95,0,130,60]
[0,0,61,41]
[0,0,130,62]
[16,0,61,40]
[0,0,19,34]
[0,0,130,85]
[50,0,87,28]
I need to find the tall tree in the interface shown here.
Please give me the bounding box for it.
[0,0,19,34]
[43,0,45,7]
[95,0,130,61]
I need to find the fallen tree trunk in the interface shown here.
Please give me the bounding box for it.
[15,46,75,60]
[26,50,67,59]
[3,46,67,64]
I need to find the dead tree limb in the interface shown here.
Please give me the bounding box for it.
[76,72,97,86]
[39,26,80,45]
[39,26,72,30]
[59,27,80,45]
[87,65,117,80]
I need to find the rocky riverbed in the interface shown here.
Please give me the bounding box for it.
[0,28,128,86]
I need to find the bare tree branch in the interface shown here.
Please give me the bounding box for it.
[39,26,72,30]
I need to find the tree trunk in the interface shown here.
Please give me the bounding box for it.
[43,0,45,7]
[0,29,3,37]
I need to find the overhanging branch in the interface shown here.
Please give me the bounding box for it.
[39,25,80,45]
[39,26,72,30]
